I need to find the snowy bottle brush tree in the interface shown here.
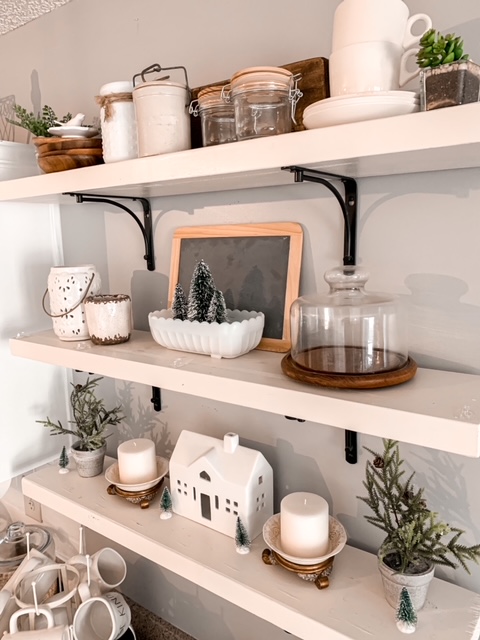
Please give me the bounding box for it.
[172,259,228,324]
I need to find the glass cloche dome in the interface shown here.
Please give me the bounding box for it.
[289,265,409,376]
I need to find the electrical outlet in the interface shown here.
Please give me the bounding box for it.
[24,496,43,523]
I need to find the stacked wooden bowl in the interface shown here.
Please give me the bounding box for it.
[33,137,104,173]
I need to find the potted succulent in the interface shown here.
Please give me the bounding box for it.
[417,29,480,110]
[358,439,480,610]
[38,376,123,478]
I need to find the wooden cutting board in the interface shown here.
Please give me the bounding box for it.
[190,56,329,147]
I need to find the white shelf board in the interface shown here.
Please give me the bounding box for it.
[1,104,480,203]
[10,330,480,458]
[22,462,480,640]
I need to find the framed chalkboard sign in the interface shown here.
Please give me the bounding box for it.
[169,223,303,352]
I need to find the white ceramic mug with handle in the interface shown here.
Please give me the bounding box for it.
[5,606,70,640]
[329,41,419,96]
[69,548,127,595]
[73,591,131,640]
[332,0,431,51]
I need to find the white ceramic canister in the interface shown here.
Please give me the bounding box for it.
[97,81,138,163]
[84,294,132,345]
[133,80,191,157]
[45,265,101,341]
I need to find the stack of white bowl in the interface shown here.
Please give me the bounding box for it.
[304,0,432,128]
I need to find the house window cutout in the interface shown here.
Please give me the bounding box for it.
[233,510,238,516]
[233,501,238,507]
[258,475,263,484]
[193,487,197,500]
[226,499,231,504]
[215,496,219,509]
[177,480,181,485]
[200,471,211,481]
[201,493,211,520]
[226,507,231,513]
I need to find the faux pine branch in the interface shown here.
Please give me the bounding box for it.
[358,439,480,574]
[38,377,123,451]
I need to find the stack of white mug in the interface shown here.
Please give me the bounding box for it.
[329,0,432,98]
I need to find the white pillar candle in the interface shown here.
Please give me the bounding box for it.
[117,438,157,485]
[280,492,330,558]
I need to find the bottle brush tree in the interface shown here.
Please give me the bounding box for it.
[172,283,187,320]
[235,516,251,554]
[206,289,228,324]
[58,445,70,474]
[358,439,480,575]
[187,259,216,322]
[396,587,417,634]
[159,485,173,519]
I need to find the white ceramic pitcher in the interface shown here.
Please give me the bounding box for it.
[332,0,432,51]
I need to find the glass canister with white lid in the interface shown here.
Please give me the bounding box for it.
[289,265,409,375]
[224,66,302,140]
[189,86,236,147]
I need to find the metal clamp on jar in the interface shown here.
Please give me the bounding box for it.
[222,66,302,140]
[132,63,191,157]
[189,86,236,147]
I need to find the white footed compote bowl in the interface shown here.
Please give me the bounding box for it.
[262,514,347,589]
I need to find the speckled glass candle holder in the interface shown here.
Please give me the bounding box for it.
[85,294,132,345]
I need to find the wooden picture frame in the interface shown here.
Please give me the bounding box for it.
[169,223,303,352]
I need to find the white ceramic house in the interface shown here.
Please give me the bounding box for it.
[169,430,273,539]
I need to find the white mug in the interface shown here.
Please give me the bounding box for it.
[69,548,127,594]
[332,0,431,51]
[329,41,419,96]
[73,591,131,640]
[6,606,69,640]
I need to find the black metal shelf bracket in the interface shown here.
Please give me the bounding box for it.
[151,387,162,412]
[283,165,358,465]
[65,193,155,271]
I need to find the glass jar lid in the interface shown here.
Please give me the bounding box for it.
[230,66,293,93]
[0,521,53,569]
[197,86,228,108]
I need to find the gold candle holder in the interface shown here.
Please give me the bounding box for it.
[262,548,334,589]
[107,479,163,509]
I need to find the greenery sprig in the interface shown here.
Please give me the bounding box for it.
[37,376,123,451]
[417,29,470,69]
[8,104,72,137]
[358,439,480,574]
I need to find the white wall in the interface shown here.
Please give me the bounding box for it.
[1,1,480,639]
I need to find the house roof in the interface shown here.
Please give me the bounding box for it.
[171,430,269,487]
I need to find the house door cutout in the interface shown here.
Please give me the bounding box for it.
[200,493,211,520]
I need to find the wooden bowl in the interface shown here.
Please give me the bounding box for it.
[33,136,104,173]
[37,154,103,173]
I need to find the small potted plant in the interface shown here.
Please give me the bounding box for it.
[358,439,480,610]
[416,28,480,110]
[38,376,123,478]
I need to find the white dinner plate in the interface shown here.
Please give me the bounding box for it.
[105,456,169,492]
[303,92,420,129]
[262,513,347,565]
[47,125,100,138]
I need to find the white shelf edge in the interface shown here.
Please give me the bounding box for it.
[1,104,480,203]
[22,462,480,640]
[10,330,480,458]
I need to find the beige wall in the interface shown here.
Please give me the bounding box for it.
[1,2,480,639]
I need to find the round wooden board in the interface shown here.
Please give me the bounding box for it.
[34,137,103,154]
[281,353,418,389]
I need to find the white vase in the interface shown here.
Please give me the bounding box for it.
[378,555,435,610]
[46,265,101,341]
[84,294,132,345]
